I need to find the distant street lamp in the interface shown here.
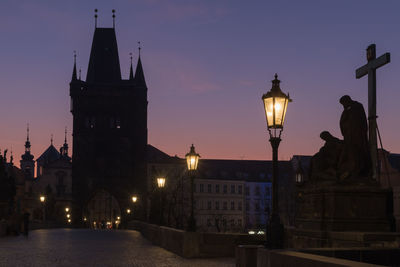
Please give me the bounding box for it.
[156,177,166,225]
[132,195,138,203]
[126,209,131,214]
[39,195,46,222]
[262,73,291,249]
[65,207,70,212]
[157,177,166,188]
[295,161,304,184]
[186,144,200,232]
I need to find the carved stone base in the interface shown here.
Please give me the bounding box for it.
[295,184,394,232]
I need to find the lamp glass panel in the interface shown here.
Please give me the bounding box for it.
[274,96,288,127]
[263,97,274,128]
[186,155,199,170]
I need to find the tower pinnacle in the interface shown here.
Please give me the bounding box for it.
[72,51,77,81]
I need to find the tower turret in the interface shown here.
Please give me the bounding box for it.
[20,125,35,179]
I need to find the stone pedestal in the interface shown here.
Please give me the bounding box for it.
[296,184,393,232]
[290,184,395,248]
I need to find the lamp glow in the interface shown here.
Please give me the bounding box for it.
[157,177,166,188]
[132,195,138,203]
[39,195,45,203]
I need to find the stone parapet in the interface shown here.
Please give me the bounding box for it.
[127,220,264,258]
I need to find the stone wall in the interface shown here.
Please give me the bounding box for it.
[127,220,264,258]
[257,248,382,267]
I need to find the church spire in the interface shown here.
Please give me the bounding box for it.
[72,51,77,81]
[25,124,31,153]
[61,127,69,157]
[129,53,134,80]
[135,42,147,87]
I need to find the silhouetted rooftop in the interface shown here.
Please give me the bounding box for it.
[37,145,61,164]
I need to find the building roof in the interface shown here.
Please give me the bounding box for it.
[86,28,121,83]
[147,144,181,164]
[197,159,292,182]
[37,145,61,164]
[147,145,293,182]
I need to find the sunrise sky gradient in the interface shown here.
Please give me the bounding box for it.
[0,0,399,163]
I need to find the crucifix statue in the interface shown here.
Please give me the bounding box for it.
[355,44,390,180]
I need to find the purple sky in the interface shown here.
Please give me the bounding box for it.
[0,0,399,163]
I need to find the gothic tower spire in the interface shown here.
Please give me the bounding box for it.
[72,51,77,81]
[129,53,134,80]
[135,42,147,87]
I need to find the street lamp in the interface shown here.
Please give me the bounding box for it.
[186,144,200,232]
[65,207,70,212]
[156,177,166,225]
[295,161,304,184]
[132,195,138,203]
[126,209,131,214]
[262,73,291,249]
[39,195,46,222]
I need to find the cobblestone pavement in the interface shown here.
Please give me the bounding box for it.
[0,229,235,267]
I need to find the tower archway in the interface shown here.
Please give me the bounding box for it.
[86,189,121,229]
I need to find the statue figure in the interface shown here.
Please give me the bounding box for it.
[309,131,343,180]
[338,95,371,180]
[308,96,371,182]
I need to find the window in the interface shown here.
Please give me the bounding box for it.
[265,186,271,196]
[231,185,235,194]
[223,184,227,194]
[207,201,212,210]
[255,186,260,196]
[207,184,212,193]
[85,116,96,129]
[223,201,227,210]
[238,185,242,194]
[230,219,235,227]
[200,184,204,193]
[215,201,219,210]
[245,186,249,195]
[115,117,121,129]
[223,219,227,227]
[207,219,212,226]
[238,219,242,226]
[255,202,260,211]
[238,202,242,211]
[246,201,250,211]
[231,201,235,210]
[215,184,220,193]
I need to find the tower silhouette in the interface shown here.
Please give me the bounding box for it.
[69,19,148,220]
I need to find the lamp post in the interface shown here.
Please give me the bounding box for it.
[262,74,291,249]
[39,195,46,222]
[185,144,200,232]
[156,177,166,225]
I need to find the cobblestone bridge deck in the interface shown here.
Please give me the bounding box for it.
[0,229,235,267]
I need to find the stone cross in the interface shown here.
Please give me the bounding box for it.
[355,44,390,180]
